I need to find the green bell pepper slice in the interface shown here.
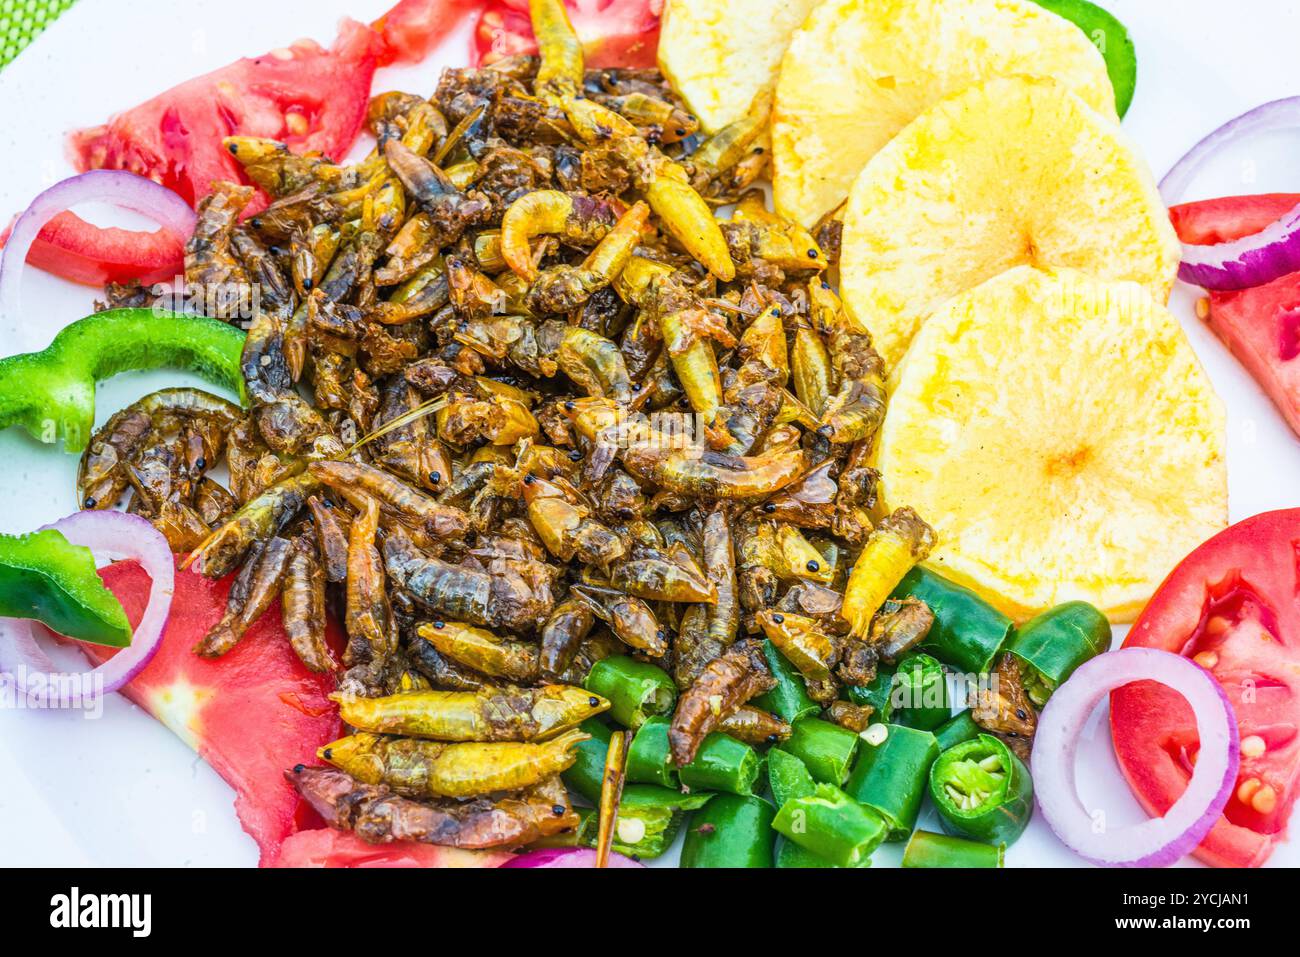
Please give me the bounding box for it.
[783,716,859,786]
[681,794,775,868]
[892,653,949,731]
[1006,600,1111,707]
[0,528,131,647]
[0,309,247,452]
[1032,0,1137,116]
[902,830,1004,868]
[772,784,888,868]
[583,655,676,730]
[845,723,940,841]
[893,567,1012,674]
[929,734,1034,846]
[751,639,820,724]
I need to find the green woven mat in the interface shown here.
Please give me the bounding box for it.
[1,0,76,69]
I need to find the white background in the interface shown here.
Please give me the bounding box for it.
[0,0,1298,866]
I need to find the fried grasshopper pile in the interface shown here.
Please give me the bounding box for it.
[77,0,1041,852]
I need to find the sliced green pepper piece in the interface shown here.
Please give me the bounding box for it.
[0,529,131,647]
[844,723,940,841]
[934,710,982,751]
[772,784,887,868]
[1006,601,1111,707]
[776,840,838,868]
[681,794,775,868]
[1032,0,1137,116]
[575,784,710,859]
[846,665,895,718]
[583,656,676,729]
[625,717,760,795]
[0,309,247,452]
[892,653,949,731]
[783,716,859,785]
[902,830,1004,868]
[680,731,761,795]
[767,747,817,808]
[751,639,820,724]
[893,567,1012,674]
[929,734,1033,846]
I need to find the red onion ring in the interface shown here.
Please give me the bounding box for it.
[1160,96,1300,204]
[0,170,196,346]
[1032,648,1239,867]
[1160,96,1300,290]
[1175,202,1300,290]
[0,510,173,703]
[499,847,644,868]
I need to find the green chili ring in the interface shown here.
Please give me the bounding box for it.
[928,734,1034,846]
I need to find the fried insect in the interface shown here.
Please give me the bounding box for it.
[841,508,936,639]
[343,493,399,680]
[191,470,319,579]
[318,728,588,798]
[622,446,809,500]
[538,598,597,679]
[869,597,935,663]
[288,766,579,848]
[332,684,608,741]
[571,583,667,656]
[972,653,1038,760]
[528,201,650,315]
[282,536,337,673]
[195,536,293,657]
[310,459,470,543]
[522,474,626,569]
[669,637,774,766]
[718,705,792,745]
[416,620,541,683]
[500,190,618,282]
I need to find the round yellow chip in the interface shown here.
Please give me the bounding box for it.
[657,0,822,133]
[877,266,1227,623]
[840,75,1180,368]
[772,0,1117,228]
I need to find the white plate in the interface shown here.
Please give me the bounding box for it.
[1,0,1298,867]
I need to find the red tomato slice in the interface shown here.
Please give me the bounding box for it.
[274,828,511,868]
[68,19,379,209]
[1171,194,1300,438]
[472,0,662,69]
[1170,193,1300,245]
[371,0,481,67]
[0,211,184,287]
[1112,509,1300,867]
[94,558,344,866]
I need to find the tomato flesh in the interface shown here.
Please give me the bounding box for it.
[1171,194,1300,438]
[1,211,184,287]
[95,558,344,866]
[273,828,511,868]
[372,0,481,66]
[473,0,662,69]
[68,20,378,208]
[1112,509,1300,867]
